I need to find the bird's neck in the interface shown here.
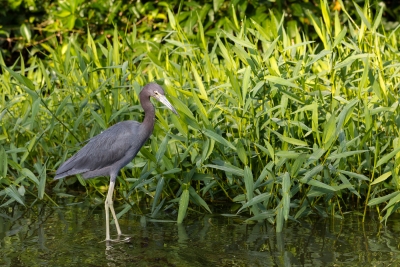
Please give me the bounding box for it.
[141,98,156,132]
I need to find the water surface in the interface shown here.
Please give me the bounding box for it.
[1,201,399,266]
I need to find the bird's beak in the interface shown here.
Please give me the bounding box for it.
[154,94,179,116]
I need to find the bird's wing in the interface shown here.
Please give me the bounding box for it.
[55,121,142,178]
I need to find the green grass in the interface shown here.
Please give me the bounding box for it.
[1,0,400,231]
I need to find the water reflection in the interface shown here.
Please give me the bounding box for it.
[1,202,400,266]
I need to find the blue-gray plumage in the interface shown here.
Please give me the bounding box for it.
[55,83,178,241]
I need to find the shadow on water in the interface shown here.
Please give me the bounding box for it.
[1,201,400,267]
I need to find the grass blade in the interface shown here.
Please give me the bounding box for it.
[177,187,189,224]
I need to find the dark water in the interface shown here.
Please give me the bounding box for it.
[1,201,400,267]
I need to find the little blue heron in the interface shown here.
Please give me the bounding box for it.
[54,83,178,241]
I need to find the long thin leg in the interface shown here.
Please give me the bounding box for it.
[108,184,122,236]
[105,180,122,241]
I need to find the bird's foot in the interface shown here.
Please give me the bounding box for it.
[101,234,132,244]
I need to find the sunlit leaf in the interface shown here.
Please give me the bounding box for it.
[177,188,190,224]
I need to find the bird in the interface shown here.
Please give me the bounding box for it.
[54,83,178,241]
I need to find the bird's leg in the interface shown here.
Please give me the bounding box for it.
[108,182,122,236]
[105,180,122,241]
[105,181,113,241]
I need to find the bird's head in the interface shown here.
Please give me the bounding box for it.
[142,83,178,115]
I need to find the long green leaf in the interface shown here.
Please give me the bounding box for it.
[376,147,400,168]
[368,192,400,206]
[0,145,7,178]
[238,192,271,213]
[152,176,165,213]
[204,163,244,177]
[156,135,169,163]
[244,166,254,201]
[177,188,190,224]
[327,150,368,160]
[265,75,300,89]
[38,163,46,200]
[189,186,211,213]
[371,172,392,185]
[203,129,236,151]
[338,170,369,181]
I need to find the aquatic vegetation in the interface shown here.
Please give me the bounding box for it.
[1,0,400,231]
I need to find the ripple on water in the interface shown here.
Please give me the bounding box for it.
[1,203,400,267]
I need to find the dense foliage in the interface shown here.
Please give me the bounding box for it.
[1,0,400,232]
[2,0,399,64]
